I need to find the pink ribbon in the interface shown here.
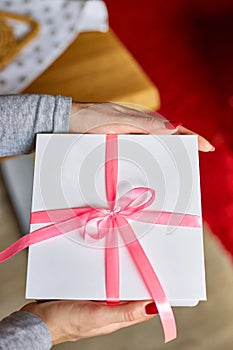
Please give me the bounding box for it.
[0,134,201,343]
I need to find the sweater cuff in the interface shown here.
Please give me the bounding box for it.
[0,311,52,350]
[53,95,72,132]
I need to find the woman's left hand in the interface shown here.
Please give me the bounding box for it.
[70,102,215,152]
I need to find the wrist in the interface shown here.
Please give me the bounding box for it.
[20,302,59,345]
[71,101,81,115]
[71,102,94,114]
[69,101,94,132]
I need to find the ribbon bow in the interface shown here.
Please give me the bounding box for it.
[0,134,201,343]
[79,186,155,242]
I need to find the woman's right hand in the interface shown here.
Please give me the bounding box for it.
[21,299,157,345]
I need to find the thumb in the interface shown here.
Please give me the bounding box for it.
[94,301,158,326]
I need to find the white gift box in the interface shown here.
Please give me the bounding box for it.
[26,134,206,306]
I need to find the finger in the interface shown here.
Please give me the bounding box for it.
[90,300,157,327]
[107,105,181,134]
[88,117,181,135]
[178,126,215,152]
[110,103,160,119]
[90,315,156,337]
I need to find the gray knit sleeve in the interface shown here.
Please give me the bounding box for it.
[0,94,72,156]
[0,311,52,350]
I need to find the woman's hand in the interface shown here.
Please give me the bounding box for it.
[21,300,157,345]
[70,102,215,152]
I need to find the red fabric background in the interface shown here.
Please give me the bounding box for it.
[105,0,233,259]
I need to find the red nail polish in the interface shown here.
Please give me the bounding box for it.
[165,122,182,130]
[145,302,158,315]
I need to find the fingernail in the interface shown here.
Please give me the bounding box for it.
[145,302,158,315]
[210,146,215,152]
[164,121,182,130]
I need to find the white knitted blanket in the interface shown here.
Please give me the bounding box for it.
[0,0,108,93]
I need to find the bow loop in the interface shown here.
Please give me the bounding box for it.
[82,208,111,242]
[84,215,114,242]
[82,187,156,241]
[116,187,155,216]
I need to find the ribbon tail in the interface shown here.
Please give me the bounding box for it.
[0,216,86,263]
[0,225,60,263]
[115,215,176,343]
[31,207,94,224]
[105,217,120,302]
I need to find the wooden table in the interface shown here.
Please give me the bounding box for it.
[24,30,160,110]
[1,30,160,163]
